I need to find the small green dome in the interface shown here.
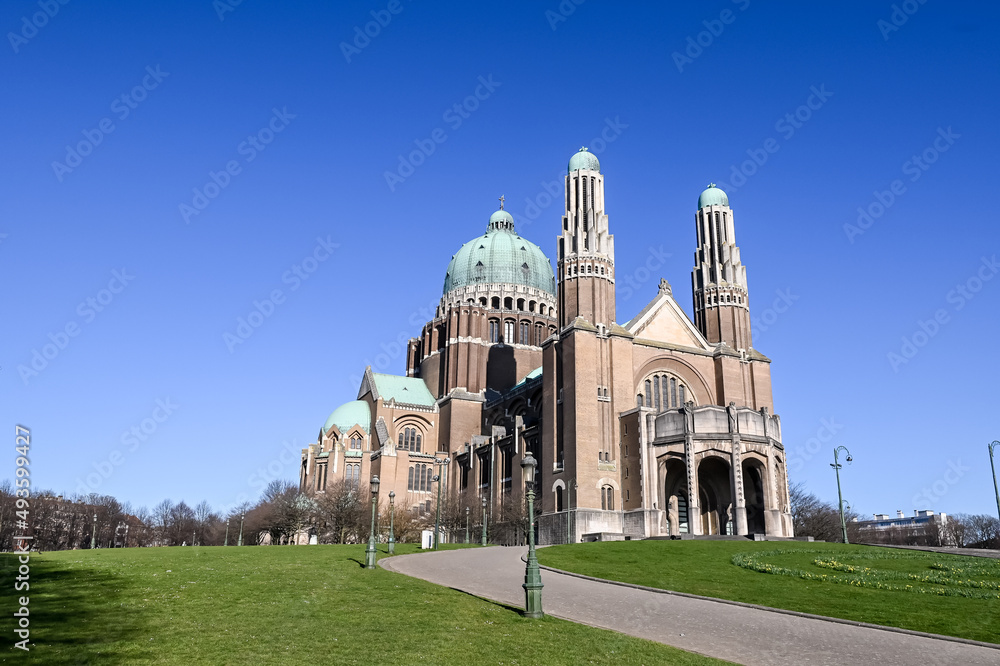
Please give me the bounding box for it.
[443,208,555,296]
[698,183,729,209]
[568,147,600,173]
[322,400,370,435]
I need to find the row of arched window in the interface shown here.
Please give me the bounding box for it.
[398,427,422,452]
[637,374,688,411]
[407,463,434,492]
[473,296,551,316]
[565,263,609,277]
[488,318,554,345]
[349,435,363,450]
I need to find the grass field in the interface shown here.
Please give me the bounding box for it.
[537,540,1000,644]
[0,544,727,665]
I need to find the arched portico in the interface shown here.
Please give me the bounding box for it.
[697,456,733,535]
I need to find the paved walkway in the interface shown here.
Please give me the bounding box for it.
[382,546,999,666]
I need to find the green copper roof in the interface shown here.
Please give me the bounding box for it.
[322,400,371,435]
[514,366,542,388]
[698,183,729,209]
[371,373,436,407]
[568,146,600,173]
[443,208,555,296]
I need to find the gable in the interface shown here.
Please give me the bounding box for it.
[625,292,711,350]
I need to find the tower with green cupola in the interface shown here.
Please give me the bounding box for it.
[691,184,752,351]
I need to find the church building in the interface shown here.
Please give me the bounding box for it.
[300,147,794,542]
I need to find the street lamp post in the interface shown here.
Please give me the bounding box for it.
[831,446,853,544]
[520,451,543,618]
[432,474,442,549]
[124,524,129,548]
[481,495,488,546]
[192,529,196,547]
[388,491,396,555]
[224,520,230,546]
[365,475,380,569]
[989,441,1000,525]
[91,513,97,550]
[465,506,470,544]
[238,513,245,547]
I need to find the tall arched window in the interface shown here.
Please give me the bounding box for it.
[601,486,614,511]
[489,319,500,343]
[519,321,529,345]
[504,320,514,343]
[534,323,544,346]
[555,487,564,512]
[641,373,691,411]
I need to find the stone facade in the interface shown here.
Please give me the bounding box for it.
[300,148,794,542]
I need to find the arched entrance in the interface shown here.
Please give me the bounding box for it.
[742,459,767,534]
[663,458,689,535]
[697,456,733,535]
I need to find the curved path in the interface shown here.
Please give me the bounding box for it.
[382,546,999,666]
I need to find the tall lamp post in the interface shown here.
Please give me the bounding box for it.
[465,506,470,544]
[520,451,543,618]
[831,446,853,544]
[388,491,396,555]
[481,495,488,546]
[432,474,442,549]
[224,519,230,546]
[91,513,97,550]
[989,441,1000,525]
[238,512,245,546]
[365,475,380,569]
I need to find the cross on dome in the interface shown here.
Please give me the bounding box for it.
[498,195,505,210]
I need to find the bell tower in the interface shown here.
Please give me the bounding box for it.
[691,184,752,350]
[557,147,616,328]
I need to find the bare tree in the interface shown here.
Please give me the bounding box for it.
[789,482,861,542]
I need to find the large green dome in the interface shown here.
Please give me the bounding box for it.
[321,400,370,436]
[443,208,555,296]
[568,146,600,173]
[698,183,729,209]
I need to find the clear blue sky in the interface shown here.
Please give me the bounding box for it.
[3,1,998,519]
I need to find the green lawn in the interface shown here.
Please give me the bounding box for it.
[537,540,1000,644]
[0,545,727,665]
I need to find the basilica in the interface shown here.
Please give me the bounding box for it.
[300,147,794,542]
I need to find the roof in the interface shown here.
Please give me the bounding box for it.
[513,366,542,388]
[442,209,555,296]
[322,400,371,435]
[698,183,729,209]
[568,146,601,173]
[371,373,436,407]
